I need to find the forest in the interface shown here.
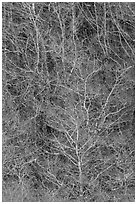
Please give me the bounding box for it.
[2,2,135,202]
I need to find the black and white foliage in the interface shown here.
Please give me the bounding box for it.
[2,2,135,202]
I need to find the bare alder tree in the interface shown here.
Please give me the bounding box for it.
[2,2,135,202]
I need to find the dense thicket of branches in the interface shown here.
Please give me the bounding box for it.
[2,2,135,202]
